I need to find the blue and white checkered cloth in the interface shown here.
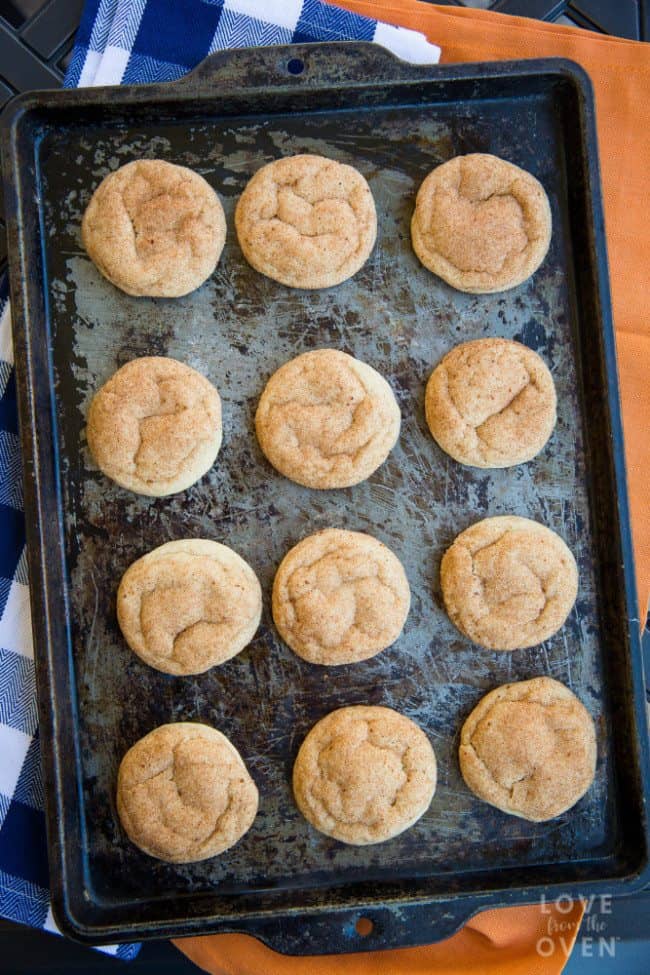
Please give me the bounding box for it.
[0,0,440,954]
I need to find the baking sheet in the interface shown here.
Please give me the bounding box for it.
[48,104,607,888]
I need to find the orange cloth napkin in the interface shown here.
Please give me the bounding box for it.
[175,4,650,972]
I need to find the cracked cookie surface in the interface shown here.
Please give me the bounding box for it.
[82,159,226,297]
[235,154,377,289]
[425,338,557,468]
[293,706,436,844]
[87,356,222,496]
[272,529,410,665]
[411,154,551,293]
[117,539,262,675]
[117,722,258,862]
[459,677,596,821]
[255,349,400,489]
[440,516,578,650]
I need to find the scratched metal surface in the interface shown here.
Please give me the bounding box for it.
[40,94,609,905]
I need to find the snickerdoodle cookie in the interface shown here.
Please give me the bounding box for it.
[117,540,262,675]
[82,160,226,297]
[440,516,578,650]
[293,706,436,845]
[411,154,551,293]
[425,338,557,467]
[235,154,377,289]
[117,723,258,862]
[272,529,410,665]
[87,356,222,496]
[459,677,596,821]
[255,349,400,489]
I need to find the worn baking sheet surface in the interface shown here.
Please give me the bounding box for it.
[42,96,609,905]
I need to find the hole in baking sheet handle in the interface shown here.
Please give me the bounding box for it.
[287,58,305,76]
[355,916,374,937]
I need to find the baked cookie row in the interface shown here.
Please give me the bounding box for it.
[115,515,577,680]
[117,676,597,863]
[82,152,551,297]
[86,339,557,497]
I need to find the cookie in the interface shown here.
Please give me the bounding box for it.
[87,356,222,496]
[440,516,578,650]
[235,154,377,289]
[272,529,410,665]
[411,154,551,293]
[459,677,597,821]
[293,706,436,845]
[117,540,262,675]
[255,349,400,489]
[82,159,226,297]
[117,723,258,862]
[425,338,557,467]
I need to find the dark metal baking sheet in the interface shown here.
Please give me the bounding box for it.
[1,43,649,952]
